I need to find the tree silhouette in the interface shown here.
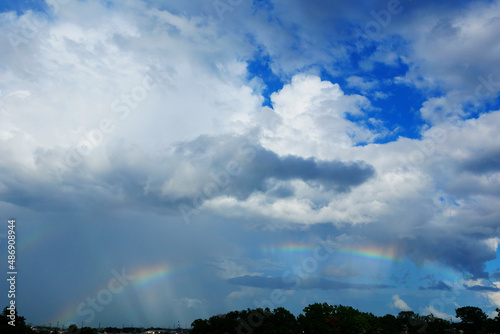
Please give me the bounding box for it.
[186,303,497,334]
[0,306,33,333]
[298,302,336,334]
[267,307,297,334]
[456,306,488,333]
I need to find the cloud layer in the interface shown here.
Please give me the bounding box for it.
[0,0,499,328]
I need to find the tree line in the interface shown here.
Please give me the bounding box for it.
[0,307,95,333]
[3,303,500,333]
[191,303,500,334]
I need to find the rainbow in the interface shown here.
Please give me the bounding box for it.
[419,259,463,282]
[261,243,316,253]
[17,223,47,253]
[335,246,401,263]
[133,264,171,287]
[261,243,467,283]
[51,263,192,327]
[261,243,401,263]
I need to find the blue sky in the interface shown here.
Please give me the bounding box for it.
[1,0,500,328]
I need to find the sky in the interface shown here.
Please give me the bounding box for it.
[1,0,500,329]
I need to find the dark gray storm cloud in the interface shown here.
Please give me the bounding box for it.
[491,270,500,280]
[172,135,375,199]
[465,285,500,292]
[226,275,391,290]
[403,234,495,279]
[248,148,375,192]
[461,150,500,174]
[345,223,497,279]
[1,134,375,218]
[419,280,452,291]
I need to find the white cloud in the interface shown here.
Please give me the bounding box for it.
[3,2,499,244]
[346,76,378,92]
[225,287,260,301]
[1,3,500,326]
[392,295,411,311]
[488,309,499,319]
[213,259,263,280]
[484,238,500,252]
[259,74,379,158]
[0,0,262,180]
[394,1,500,123]
[483,281,500,308]
[203,107,500,260]
[179,298,203,309]
[463,278,486,288]
[423,305,458,321]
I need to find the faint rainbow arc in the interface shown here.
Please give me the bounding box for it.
[261,243,401,263]
[52,263,192,326]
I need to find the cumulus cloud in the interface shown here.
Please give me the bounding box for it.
[392,295,411,311]
[423,305,458,321]
[395,1,500,123]
[346,76,380,96]
[1,0,500,326]
[166,135,375,200]
[1,0,498,280]
[483,282,500,308]
[260,74,380,157]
